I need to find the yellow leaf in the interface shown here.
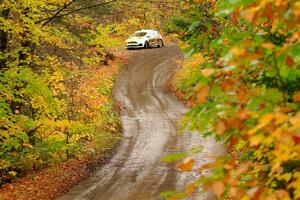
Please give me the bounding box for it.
[201,68,215,77]
[272,128,284,140]
[242,8,257,22]
[289,113,300,131]
[23,143,33,149]
[248,127,258,135]
[185,183,197,195]
[8,171,17,176]
[259,113,274,126]
[275,113,287,124]
[249,134,264,147]
[230,47,246,56]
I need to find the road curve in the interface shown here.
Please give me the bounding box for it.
[57,44,224,200]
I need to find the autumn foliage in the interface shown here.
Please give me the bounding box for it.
[167,0,300,199]
[0,0,182,188]
[0,0,126,185]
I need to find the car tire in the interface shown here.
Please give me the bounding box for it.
[144,41,149,49]
[158,39,164,48]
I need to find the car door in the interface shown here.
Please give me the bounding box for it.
[147,31,157,47]
[153,31,160,46]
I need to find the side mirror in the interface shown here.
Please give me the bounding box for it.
[146,36,151,38]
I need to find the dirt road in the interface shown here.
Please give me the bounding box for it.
[57,44,223,200]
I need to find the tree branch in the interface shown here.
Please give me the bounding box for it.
[36,0,117,26]
[52,0,117,19]
[36,0,76,26]
[272,51,287,104]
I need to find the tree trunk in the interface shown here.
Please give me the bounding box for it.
[0,8,9,70]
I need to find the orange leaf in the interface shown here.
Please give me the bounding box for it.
[228,178,238,186]
[203,182,211,190]
[198,162,217,172]
[236,85,249,104]
[294,91,300,102]
[169,197,179,200]
[194,0,203,4]
[293,134,300,144]
[278,106,293,113]
[176,158,195,172]
[285,55,294,67]
[231,9,240,25]
[238,110,251,121]
[262,2,275,20]
[221,79,235,91]
[235,163,250,176]
[262,42,275,49]
[212,181,225,197]
[258,113,274,127]
[216,121,227,135]
[197,85,209,104]
[228,136,239,149]
[227,117,243,130]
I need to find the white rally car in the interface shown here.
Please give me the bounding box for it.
[125,29,164,49]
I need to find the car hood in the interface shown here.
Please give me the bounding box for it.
[126,36,145,42]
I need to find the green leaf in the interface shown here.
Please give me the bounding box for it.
[160,190,187,199]
[190,146,203,155]
[8,171,17,176]
[161,152,186,163]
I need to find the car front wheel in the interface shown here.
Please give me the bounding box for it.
[144,41,149,49]
[158,40,164,48]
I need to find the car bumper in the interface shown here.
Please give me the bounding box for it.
[126,43,144,48]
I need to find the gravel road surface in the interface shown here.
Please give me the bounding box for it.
[57,44,223,200]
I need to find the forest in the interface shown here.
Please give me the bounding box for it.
[1,0,300,200]
[0,0,178,185]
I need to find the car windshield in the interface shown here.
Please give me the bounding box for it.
[132,32,147,37]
